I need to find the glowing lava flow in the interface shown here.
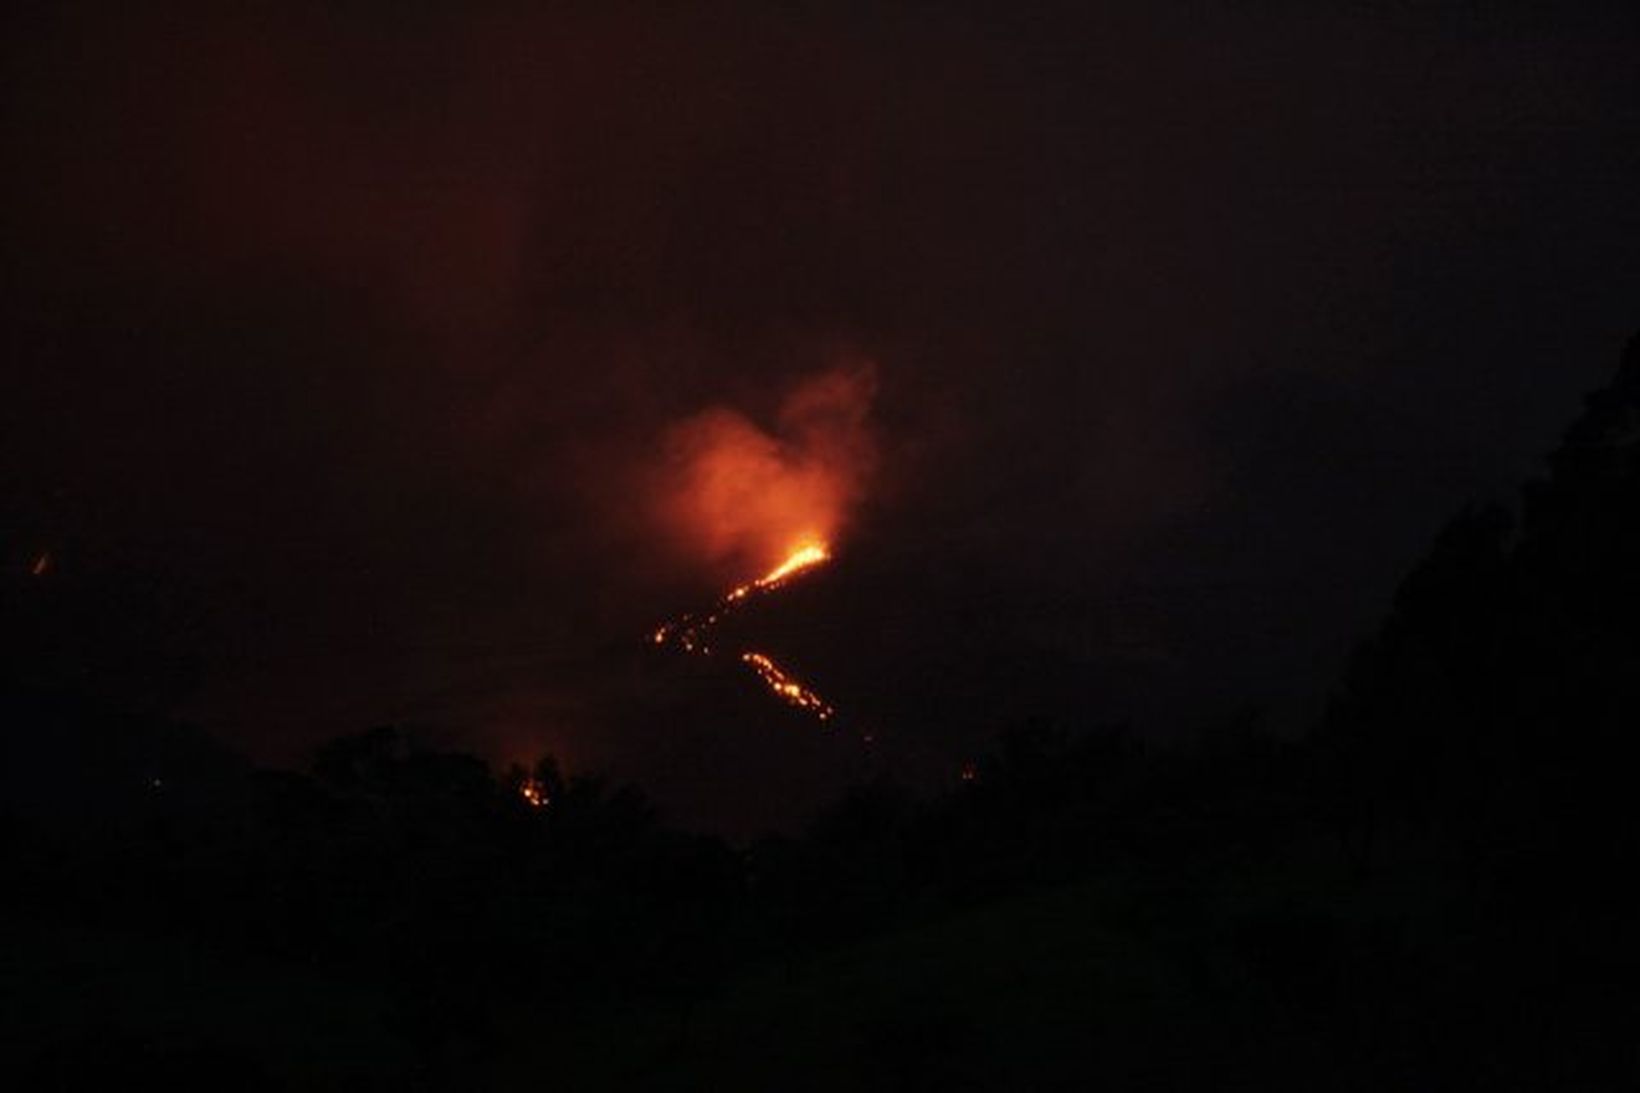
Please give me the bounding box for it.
[740,652,835,721]
[751,543,829,587]
[652,542,838,723]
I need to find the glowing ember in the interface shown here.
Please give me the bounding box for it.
[30,551,51,577]
[651,541,839,727]
[519,778,550,808]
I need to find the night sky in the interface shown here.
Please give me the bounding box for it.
[5,3,1638,830]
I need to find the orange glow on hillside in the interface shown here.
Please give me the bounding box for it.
[650,539,839,728]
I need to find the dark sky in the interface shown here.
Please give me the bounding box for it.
[5,3,1638,829]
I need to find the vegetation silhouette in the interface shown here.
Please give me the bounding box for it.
[4,332,1638,1087]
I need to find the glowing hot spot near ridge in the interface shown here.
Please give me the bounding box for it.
[757,542,829,585]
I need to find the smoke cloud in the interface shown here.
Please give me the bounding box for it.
[656,361,878,574]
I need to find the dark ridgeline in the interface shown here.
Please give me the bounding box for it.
[4,334,1639,1088]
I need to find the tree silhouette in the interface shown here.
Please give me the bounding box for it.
[1321,331,1640,886]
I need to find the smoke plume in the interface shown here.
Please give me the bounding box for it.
[657,361,878,574]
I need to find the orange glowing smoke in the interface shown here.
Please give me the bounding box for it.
[659,363,876,575]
